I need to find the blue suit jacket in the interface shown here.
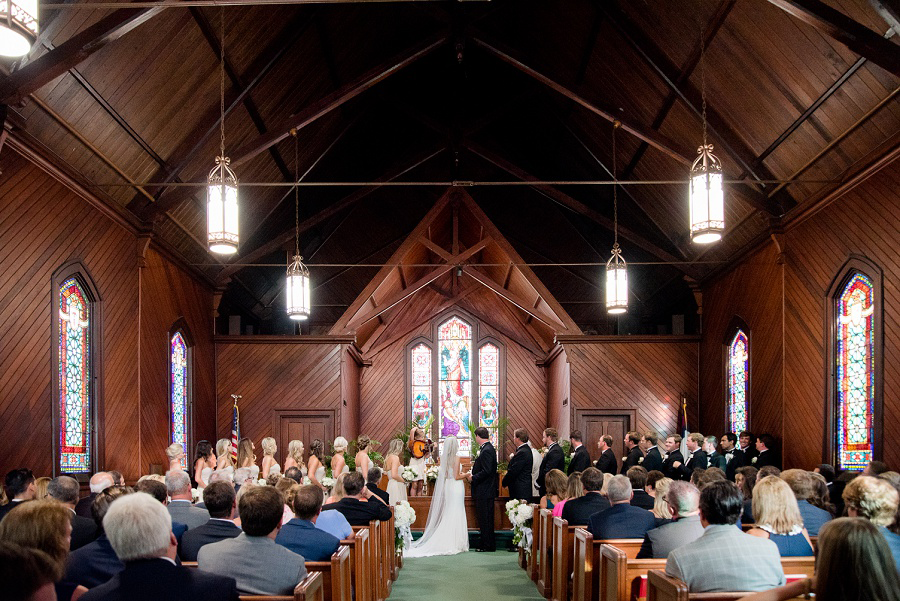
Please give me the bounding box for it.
[65,534,125,587]
[796,500,832,536]
[588,503,658,540]
[276,518,341,561]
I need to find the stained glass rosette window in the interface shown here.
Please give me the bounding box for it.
[58,278,91,473]
[728,330,748,434]
[837,274,875,471]
[438,317,472,457]
[411,343,432,429]
[171,332,189,469]
[479,344,500,447]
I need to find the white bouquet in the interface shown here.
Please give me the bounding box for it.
[401,467,417,483]
[505,499,522,515]
[394,501,416,552]
[191,488,201,503]
[302,476,312,486]
[425,465,440,482]
[321,476,336,489]
[257,478,267,487]
[505,499,533,551]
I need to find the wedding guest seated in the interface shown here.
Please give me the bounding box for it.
[233,467,253,494]
[325,472,347,504]
[0,500,87,601]
[645,470,666,497]
[561,467,610,525]
[650,477,674,522]
[366,467,389,505]
[322,471,392,525]
[165,470,209,530]
[780,469,832,535]
[275,478,298,524]
[34,477,51,501]
[179,482,241,562]
[842,475,900,571]
[65,486,132,588]
[47,476,97,550]
[735,466,758,522]
[627,466,654,510]
[80,492,238,601]
[588,475,657,539]
[756,465,781,480]
[0,541,61,601]
[638,481,704,558]
[736,518,900,601]
[540,469,567,511]
[747,476,813,556]
[198,487,306,596]
[864,461,890,477]
[666,480,785,593]
[552,472,583,518]
[74,472,113,519]
[0,468,36,521]
[599,472,614,497]
[316,504,355,540]
[284,466,303,484]
[276,484,341,561]
[808,471,837,517]
[134,479,188,543]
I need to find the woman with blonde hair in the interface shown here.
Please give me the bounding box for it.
[261,437,281,479]
[553,472,584,518]
[540,469,567,511]
[214,438,234,482]
[165,443,184,473]
[284,439,307,476]
[308,439,326,489]
[651,477,674,520]
[384,438,408,505]
[237,438,260,480]
[355,435,372,478]
[331,436,349,477]
[325,472,348,504]
[33,477,52,501]
[599,472,614,497]
[275,478,300,525]
[747,476,813,556]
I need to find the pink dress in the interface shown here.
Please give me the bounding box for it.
[551,500,566,518]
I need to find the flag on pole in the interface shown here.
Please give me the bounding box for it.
[231,394,241,463]
[679,394,689,460]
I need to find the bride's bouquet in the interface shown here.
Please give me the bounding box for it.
[425,465,440,482]
[401,467,417,483]
[393,501,416,553]
[505,499,534,551]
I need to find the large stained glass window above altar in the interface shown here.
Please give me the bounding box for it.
[58,277,92,474]
[836,273,875,471]
[728,330,749,434]
[438,317,472,456]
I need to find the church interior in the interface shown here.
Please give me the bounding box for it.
[2,0,899,491]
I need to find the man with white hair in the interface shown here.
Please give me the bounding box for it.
[165,470,209,530]
[74,472,114,518]
[79,492,238,601]
[587,475,657,539]
[48,475,98,550]
[638,481,705,558]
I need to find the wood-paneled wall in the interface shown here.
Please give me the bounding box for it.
[546,348,571,437]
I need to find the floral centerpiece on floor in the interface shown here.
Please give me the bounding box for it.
[505,499,534,552]
[394,501,416,553]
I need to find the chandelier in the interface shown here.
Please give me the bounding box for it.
[286,129,311,321]
[0,0,37,57]
[606,121,627,314]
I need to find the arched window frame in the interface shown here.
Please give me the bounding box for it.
[52,261,103,479]
[169,319,194,470]
[723,317,751,435]
[825,256,883,470]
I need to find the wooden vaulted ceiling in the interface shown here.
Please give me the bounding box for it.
[1,0,898,335]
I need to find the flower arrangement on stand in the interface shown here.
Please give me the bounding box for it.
[394,501,416,554]
[424,465,439,495]
[505,499,534,553]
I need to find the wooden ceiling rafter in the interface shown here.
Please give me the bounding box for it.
[463,266,565,330]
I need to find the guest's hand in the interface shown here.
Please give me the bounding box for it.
[672,461,682,468]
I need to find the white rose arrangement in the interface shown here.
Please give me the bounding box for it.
[425,465,440,482]
[191,488,201,503]
[302,477,312,486]
[257,478,267,487]
[321,476,336,489]
[402,467,417,483]
[505,499,534,551]
[751,457,758,464]
[393,500,416,552]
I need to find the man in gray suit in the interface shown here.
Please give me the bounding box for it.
[666,480,785,593]
[165,470,209,530]
[198,486,307,596]
[638,481,704,558]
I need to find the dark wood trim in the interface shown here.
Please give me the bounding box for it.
[556,335,701,344]
[723,316,751,434]
[214,335,356,344]
[823,256,884,468]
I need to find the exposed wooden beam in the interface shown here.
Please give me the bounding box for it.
[0,7,162,104]
[419,236,453,262]
[767,0,900,76]
[463,267,566,330]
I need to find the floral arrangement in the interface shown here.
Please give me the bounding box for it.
[302,476,312,486]
[425,465,440,482]
[505,499,534,550]
[321,476,336,490]
[191,488,201,503]
[401,467,417,483]
[257,478,267,487]
[393,500,416,552]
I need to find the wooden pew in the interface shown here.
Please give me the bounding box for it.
[303,544,352,601]
[537,509,553,598]
[571,530,657,601]
[646,569,809,601]
[529,506,545,584]
[344,527,373,601]
[238,571,325,601]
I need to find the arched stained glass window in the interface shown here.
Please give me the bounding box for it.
[410,343,432,430]
[728,330,749,434]
[438,317,472,456]
[478,343,500,447]
[57,277,92,474]
[836,273,876,471]
[170,331,190,469]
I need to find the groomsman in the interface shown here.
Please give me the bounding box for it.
[719,433,745,481]
[641,431,664,473]
[621,431,643,475]
[466,427,497,552]
[567,431,592,475]
[739,431,758,464]
[595,435,618,475]
[661,434,685,480]
[537,428,564,498]
[754,434,781,469]
[673,433,708,480]
[503,429,534,501]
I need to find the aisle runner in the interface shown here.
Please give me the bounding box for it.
[390,550,544,601]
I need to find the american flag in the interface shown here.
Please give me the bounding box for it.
[230,394,241,462]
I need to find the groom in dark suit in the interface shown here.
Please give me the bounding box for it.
[467,427,498,552]
[503,429,534,502]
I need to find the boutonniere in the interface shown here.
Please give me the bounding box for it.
[638,457,644,464]
[622,456,627,462]
[751,457,758,464]
[570,453,575,459]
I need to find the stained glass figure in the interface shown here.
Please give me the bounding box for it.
[171,332,189,469]
[58,277,91,473]
[728,330,749,434]
[479,343,500,447]
[438,317,472,456]
[411,343,432,429]
[836,273,875,471]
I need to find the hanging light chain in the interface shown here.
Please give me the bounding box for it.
[293,128,300,258]
[698,3,708,147]
[612,120,619,247]
[219,6,226,160]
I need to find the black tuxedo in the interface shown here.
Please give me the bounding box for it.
[70,511,98,550]
[537,443,565,497]
[567,445,591,474]
[662,450,684,480]
[560,492,611,526]
[677,449,708,480]
[79,558,238,601]
[630,489,655,510]
[321,497,392,526]
[74,493,97,519]
[642,447,664,473]
[723,448,745,481]
[471,441,498,551]
[754,449,781,470]
[595,448,617,474]
[367,483,390,505]
[740,445,759,464]
[179,519,242,561]
[0,499,28,521]
[621,446,643,475]
[503,443,534,501]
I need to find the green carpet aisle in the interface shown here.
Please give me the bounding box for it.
[389,550,545,601]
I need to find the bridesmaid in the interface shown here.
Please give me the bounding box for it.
[308,439,325,489]
[384,438,408,505]
[237,438,260,480]
[284,440,307,476]
[214,438,235,482]
[261,437,281,479]
[331,437,349,476]
[166,443,185,473]
[193,440,215,489]
[355,435,372,478]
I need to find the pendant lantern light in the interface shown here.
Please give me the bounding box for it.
[689,11,724,244]
[207,8,239,255]
[0,0,37,57]
[606,121,628,315]
[286,129,311,321]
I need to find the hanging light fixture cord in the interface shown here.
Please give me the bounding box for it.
[219,7,226,160]
[293,129,300,258]
[698,5,708,148]
[612,120,619,248]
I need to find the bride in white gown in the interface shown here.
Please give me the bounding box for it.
[405,435,469,557]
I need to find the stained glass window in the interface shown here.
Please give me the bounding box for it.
[411,343,432,430]
[728,330,749,434]
[478,343,500,447]
[836,273,875,471]
[438,317,472,457]
[58,277,91,473]
[170,332,189,469]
